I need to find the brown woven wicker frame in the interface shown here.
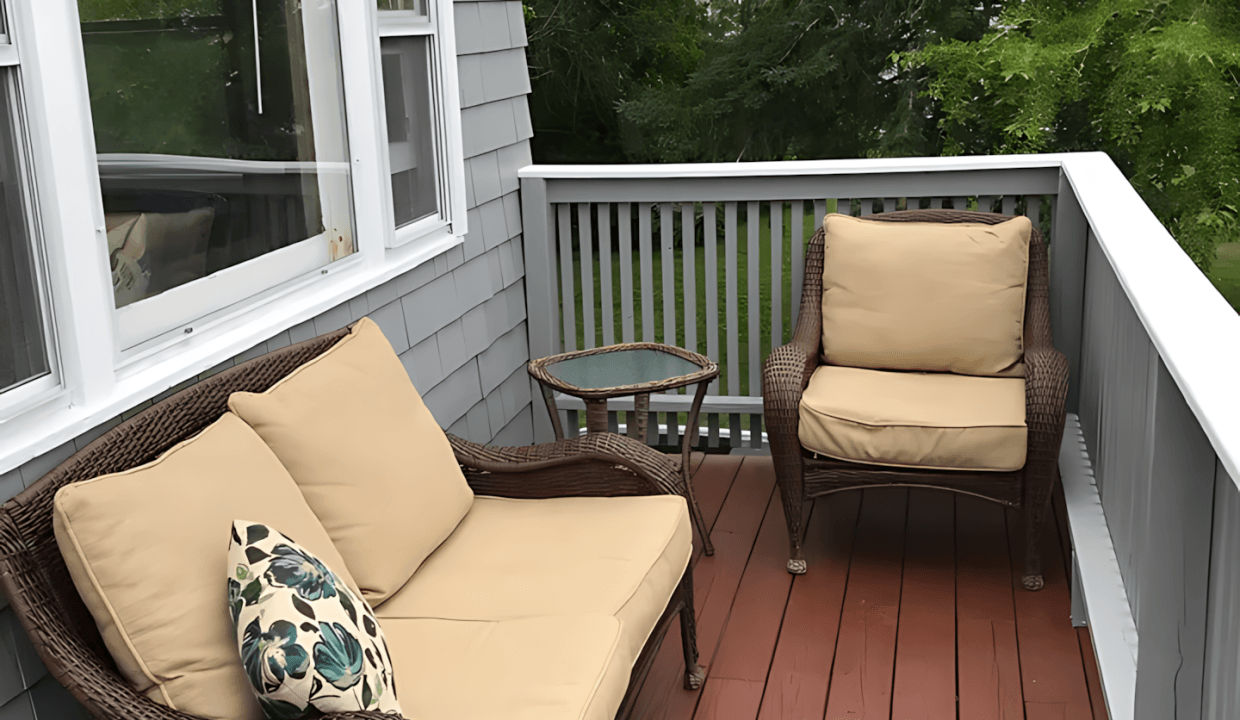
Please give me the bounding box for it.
[0,326,704,720]
[762,210,1069,590]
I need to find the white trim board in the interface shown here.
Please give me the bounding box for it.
[1060,413,1138,720]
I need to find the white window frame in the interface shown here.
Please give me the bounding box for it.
[0,0,467,474]
[0,7,61,423]
[375,0,468,249]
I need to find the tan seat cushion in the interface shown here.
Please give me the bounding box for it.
[52,413,361,720]
[375,495,691,664]
[384,615,631,720]
[229,317,474,605]
[798,365,1027,472]
[820,213,1032,376]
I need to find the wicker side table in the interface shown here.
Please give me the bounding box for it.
[528,342,718,556]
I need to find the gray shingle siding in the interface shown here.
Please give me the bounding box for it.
[0,2,533,713]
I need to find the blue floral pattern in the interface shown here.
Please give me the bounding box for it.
[265,544,338,601]
[227,521,400,718]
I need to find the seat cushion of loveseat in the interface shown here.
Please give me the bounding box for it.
[374,494,691,665]
[384,615,632,720]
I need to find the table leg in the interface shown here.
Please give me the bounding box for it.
[539,383,565,440]
[629,393,650,443]
[682,381,715,556]
[584,399,609,435]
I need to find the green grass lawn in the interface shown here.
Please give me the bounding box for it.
[563,203,822,398]
[1208,243,1240,313]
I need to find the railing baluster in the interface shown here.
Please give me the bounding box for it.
[931,197,944,209]
[882,197,895,213]
[682,202,699,446]
[639,203,654,342]
[1027,195,1042,235]
[705,203,720,395]
[1002,195,1016,216]
[978,195,993,213]
[729,413,741,450]
[598,203,614,346]
[750,413,762,449]
[682,203,697,356]
[1044,195,1055,244]
[791,201,805,332]
[619,203,634,343]
[725,202,739,397]
[860,198,873,217]
[660,202,676,346]
[557,204,576,352]
[747,201,761,397]
[708,413,720,448]
[578,203,595,349]
[952,196,967,211]
[566,409,578,436]
[771,201,783,346]
[607,411,618,434]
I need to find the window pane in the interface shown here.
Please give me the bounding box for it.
[0,76,50,394]
[80,0,355,310]
[380,36,438,228]
[377,0,424,13]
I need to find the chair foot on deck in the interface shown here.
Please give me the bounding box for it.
[1022,574,1044,591]
[787,558,807,574]
[684,663,706,690]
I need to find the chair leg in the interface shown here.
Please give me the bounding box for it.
[1023,502,1046,591]
[677,573,705,690]
[771,447,807,574]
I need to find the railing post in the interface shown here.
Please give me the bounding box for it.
[1050,169,1087,415]
[521,176,560,443]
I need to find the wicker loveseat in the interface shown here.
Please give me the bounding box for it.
[762,209,1069,590]
[0,321,703,720]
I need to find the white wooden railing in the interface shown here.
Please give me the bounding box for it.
[519,158,1060,448]
[518,153,1240,720]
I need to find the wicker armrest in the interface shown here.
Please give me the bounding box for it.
[447,433,684,499]
[761,341,819,433]
[1022,345,1069,510]
[1024,346,1069,437]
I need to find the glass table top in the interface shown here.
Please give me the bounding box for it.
[545,347,706,390]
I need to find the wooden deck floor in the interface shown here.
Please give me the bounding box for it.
[632,453,1108,720]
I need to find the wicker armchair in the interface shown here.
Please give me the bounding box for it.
[762,209,1069,590]
[0,327,702,720]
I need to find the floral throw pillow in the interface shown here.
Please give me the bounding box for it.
[227,521,401,719]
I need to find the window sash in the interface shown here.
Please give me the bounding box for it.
[0,55,59,418]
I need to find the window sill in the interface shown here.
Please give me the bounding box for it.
[0,227,464,477]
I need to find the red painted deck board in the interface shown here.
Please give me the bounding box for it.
[890,489,956,720]
[1006,508,1094,720]
[823,487,910,720]
[755,492,861,720]
[956,496,1024,720]
[632,455,774,720]
[626,455,1107,720]
[709,465,794,682]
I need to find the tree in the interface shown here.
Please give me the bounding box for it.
[523,0,707,163]
[615,0,1001,163]
[904,0,1240,271]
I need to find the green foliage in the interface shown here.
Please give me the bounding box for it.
[614,0,1000,163]
[903,0,1240,271]
[524,0,707,163]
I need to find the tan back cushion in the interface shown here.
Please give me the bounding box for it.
[820,213,1031,376]
[229,317,474,606]
[53,413,360,720]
